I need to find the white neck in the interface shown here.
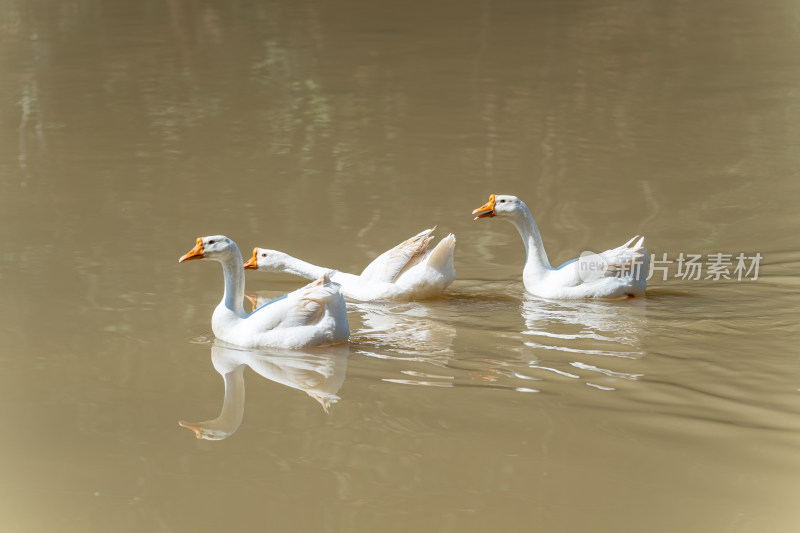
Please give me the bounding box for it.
[280,255,329,280]
[509,201,552,276]
[219,246,246,317]
[182,365,246,440]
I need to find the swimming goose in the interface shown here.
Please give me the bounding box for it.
[472,194,647,298]
[179,235,350,348]
[243,228,456,301]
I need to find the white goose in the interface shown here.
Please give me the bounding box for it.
[243,228,456,301]
[472,194,648,299]
[179,235,350,349]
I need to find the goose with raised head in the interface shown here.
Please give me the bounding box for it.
[472,194,648,298]
[243,228,456,301]
[179,235,350,348]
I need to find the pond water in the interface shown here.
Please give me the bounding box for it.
[1,0,799,531]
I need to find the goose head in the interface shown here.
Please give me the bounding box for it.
[472,194,524,220]
[179,235,237,263]
[243,247,292,272]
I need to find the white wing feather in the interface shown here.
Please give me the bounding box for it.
[277,272,342,328]
[359,227,435,283]
[598,235,646,278]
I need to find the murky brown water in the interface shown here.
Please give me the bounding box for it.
[2,0,800,531]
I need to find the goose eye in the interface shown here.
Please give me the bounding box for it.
[499,199,506,203]
[261,253,267,257]
[208,240,216,245]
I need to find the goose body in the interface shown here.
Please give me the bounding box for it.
[179,235,349,349]
[472,195,648,299]
[244,228,456,302]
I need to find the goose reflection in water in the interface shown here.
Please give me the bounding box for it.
[179,340,348,440]
[350,301,456,360]
[519,295,648,388]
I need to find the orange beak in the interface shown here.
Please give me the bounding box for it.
[179,238,204,262]
[243,248,258,270]
[472,194,496,220]
[178,420,203,439]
